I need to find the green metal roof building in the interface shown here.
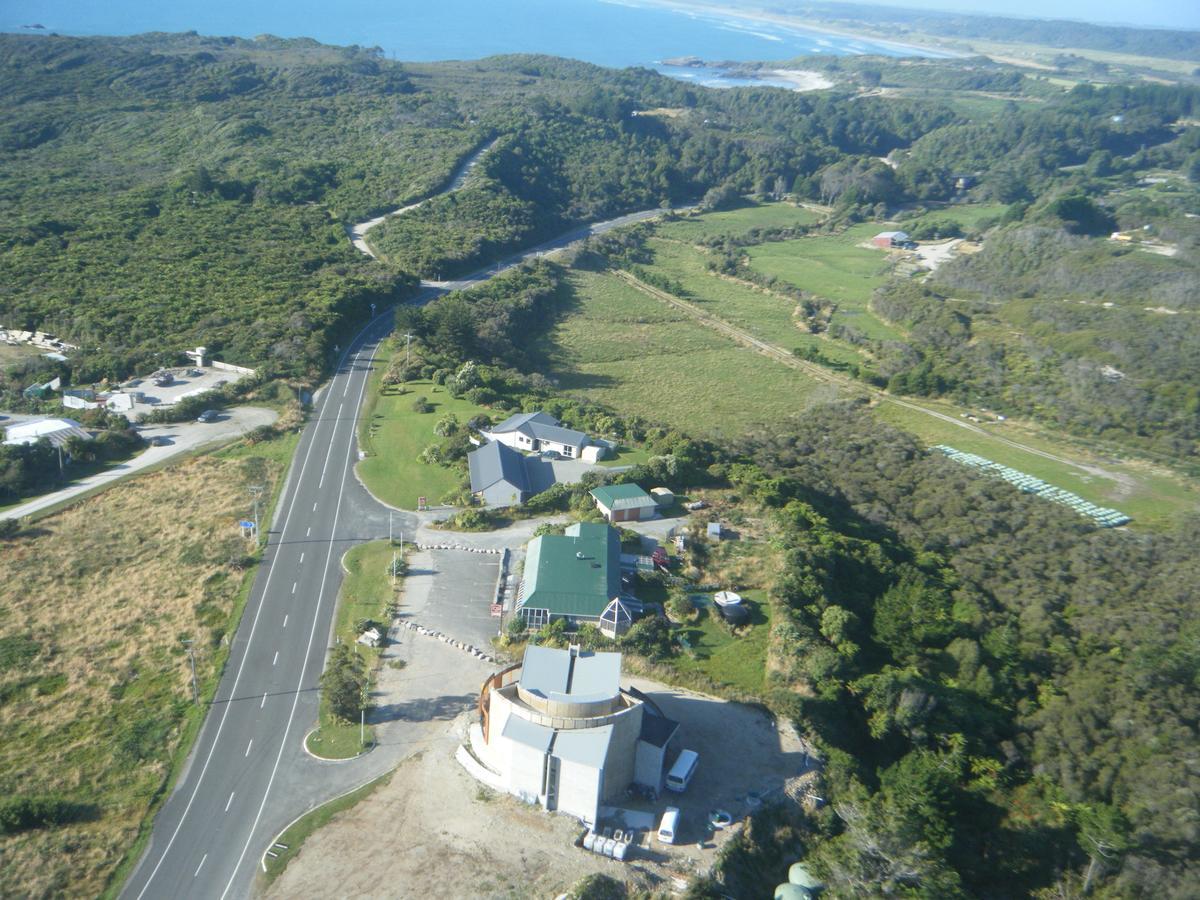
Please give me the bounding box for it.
[589,483,658,523]
[517,522,624,630]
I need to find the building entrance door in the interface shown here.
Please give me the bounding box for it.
[543,755,560,812]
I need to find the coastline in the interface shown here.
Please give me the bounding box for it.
[623,0,966,59]
[763,68,833,91]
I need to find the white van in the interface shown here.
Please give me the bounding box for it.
[657,807,680,844]
[666,749,699,793]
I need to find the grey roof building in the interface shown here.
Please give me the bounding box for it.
[483,411,590,457]
[468,440,538,507]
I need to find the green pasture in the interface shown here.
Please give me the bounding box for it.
[546,271,840,436]
[657,200,823,242]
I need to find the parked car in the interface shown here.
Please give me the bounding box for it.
[185,368,202,378]
[150,435,172,446]
[657,807,680,845]
[197,409,218,423]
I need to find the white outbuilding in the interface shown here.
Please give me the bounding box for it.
[2,417,92,449]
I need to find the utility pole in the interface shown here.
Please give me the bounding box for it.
[180,638,198,705]
[390,512,396,588]
[249,485,265,539]
[404,333,413,369]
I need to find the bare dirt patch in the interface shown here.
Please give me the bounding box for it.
[263,674,814,899]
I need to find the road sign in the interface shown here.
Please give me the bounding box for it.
[417,496,427,510]
[490,604,502,617]
[238,520,255,529]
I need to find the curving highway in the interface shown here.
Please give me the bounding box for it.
[120,205,673,899]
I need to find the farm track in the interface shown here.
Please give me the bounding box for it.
[614,269,1129,485]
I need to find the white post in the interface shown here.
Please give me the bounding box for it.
[360,707,365,747]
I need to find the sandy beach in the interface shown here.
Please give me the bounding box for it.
[628,0,965,59]
[765,68,834,91]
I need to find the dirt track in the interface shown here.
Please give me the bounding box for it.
[614,269,1133,490]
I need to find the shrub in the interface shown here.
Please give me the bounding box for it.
[411,395,432,413]
[567,873,626,900]
[244,424,277,445]
[505,615,527,642]
[666,590,696,622]
[444,507,495,531]
[0,795,98,836]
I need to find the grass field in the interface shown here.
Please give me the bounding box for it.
[647,238,810,350]
[545,270,841,436]
[306,540,400,759]
[670,591,771,694]
[657,200,823,242]
[744,224,904,341]
[0,438,292,899]
[901,202,1008,232]
[357,364,492,509]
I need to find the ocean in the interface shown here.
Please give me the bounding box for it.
[0,0,941,89]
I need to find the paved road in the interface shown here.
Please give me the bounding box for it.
[1,407,277,521]
[347,137,499,258]
[120,317,417,900]
[121,207,673,899]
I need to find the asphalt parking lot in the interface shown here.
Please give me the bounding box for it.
[400,548,502,649]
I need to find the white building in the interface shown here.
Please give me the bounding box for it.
[467,645,678,824]
[480,411,591,459]
[2,417,92,449]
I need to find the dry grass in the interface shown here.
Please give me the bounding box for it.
[0,450,286,899]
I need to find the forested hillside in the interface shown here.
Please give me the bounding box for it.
[0,33,954,399]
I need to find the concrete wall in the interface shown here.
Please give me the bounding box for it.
[555,757,602,824]
[507,740,548,806]
[635,740,666,793]
[602,702,642,801]
[211,360,256,377]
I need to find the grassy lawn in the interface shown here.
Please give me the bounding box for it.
[306,540,401,759]
[0,437,292,899]
[874,399,1200,530]
[357,368,492,509]
[596,444,652,468]
[260,769,393,884]
[744,224,904,341]
[657,200,823,242]
[671,591,771,694]
[546,270,841,436]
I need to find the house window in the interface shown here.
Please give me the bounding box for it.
[522,607,549,629]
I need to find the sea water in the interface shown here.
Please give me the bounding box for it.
[0,0,941,88]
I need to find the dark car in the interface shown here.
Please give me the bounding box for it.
[197,409,218,423]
